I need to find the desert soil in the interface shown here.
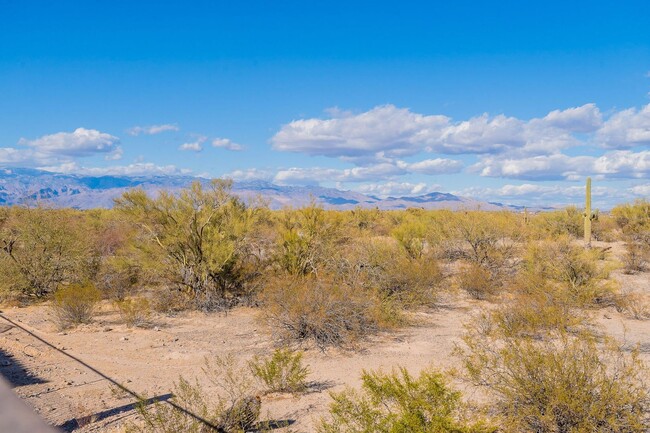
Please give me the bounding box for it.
[1,241,649,433]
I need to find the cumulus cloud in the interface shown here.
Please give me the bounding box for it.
[542,103,602,132]
[272,104,449,159]
[105,146,124,161]
[273,157,462,186]
[127,124,179,136]
[223,168,274,182]
[473,150,650,181]
[212,138,244,151]
[406,158,464,174]
[179,142,203,152]
[597,104,650,148]
[630,183,650,196]
[456,183,617,207]
[19,128,119,157]
[271,103,608,163]
[355,181,441,197]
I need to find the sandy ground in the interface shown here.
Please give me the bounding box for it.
[1,241,649,433]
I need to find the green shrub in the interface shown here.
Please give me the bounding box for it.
[461,333,650,433]
[51,283,102,329]
[114,297,152,328]
[318,367,495,433]
[520,237,618,307]
[249,348,310,394]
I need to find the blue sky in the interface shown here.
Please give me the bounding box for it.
[1,0,649,208]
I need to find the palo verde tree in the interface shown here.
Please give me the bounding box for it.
[115,179,261,310]
[0,207,99,299]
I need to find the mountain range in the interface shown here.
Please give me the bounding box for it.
[0,168,523,211]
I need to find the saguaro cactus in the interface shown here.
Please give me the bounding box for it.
[584,177,597,247]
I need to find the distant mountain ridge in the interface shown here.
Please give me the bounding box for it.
[0,168,517,211]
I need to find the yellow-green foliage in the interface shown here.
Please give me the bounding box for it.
[457,263,498,301]
[518,237,618,307]
[275,203,343,275]
[51,283,102,329]
[115,180,263,311]
[612,200,650,273]
[340,238,445,309]
[114,297,152,328]
[530,206,583,239]
[318,367,496,433]
[249,348,310,394]
[461,332,649,433]
[0,207,99,298]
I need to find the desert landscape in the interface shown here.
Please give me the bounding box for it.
[1,185,650,432]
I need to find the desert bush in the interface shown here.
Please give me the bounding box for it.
[457,263,498,300]
[531,206,583,239]
[51,283,102,329]
[115,179,264,311]
[391,217,428,259]
[128,355,261,433]
[461,332,650,433]
[260,274,381,349]
[615,291,650,320]
[519,237,618,307]
[0,207,100,298]
[275,204,343,276]
[249,348,310,394]
[318,367,495,433]
[339,238,445,309]
[115,297,152,328]
[612,200,650,273]
[621,237,650,274]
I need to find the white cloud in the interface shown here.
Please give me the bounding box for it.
[406,158,463,174]
[224,168,274,182]
[272,104,449,159]
[105,146,124,161]
[456,183,618,207]
[355,182,440,197]
[473,150,650,181]
[597,104,650,148]
[212,138,244,151]
[271,103,605,162]
[127,124,179,136]
[542,103,602,133]
[630,183,650,196]
[19,128,119,157]
[179,142,203,152]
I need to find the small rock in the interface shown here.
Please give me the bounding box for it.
[126,379,132,383]
[603,314,612,319]
[57,332,67,336]
[120,337,129,341]
[154,326,160,332]
[103,327,113,332]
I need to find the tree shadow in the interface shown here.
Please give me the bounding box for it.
[0,347,48,387]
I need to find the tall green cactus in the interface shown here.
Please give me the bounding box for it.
[583,177,597,246]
